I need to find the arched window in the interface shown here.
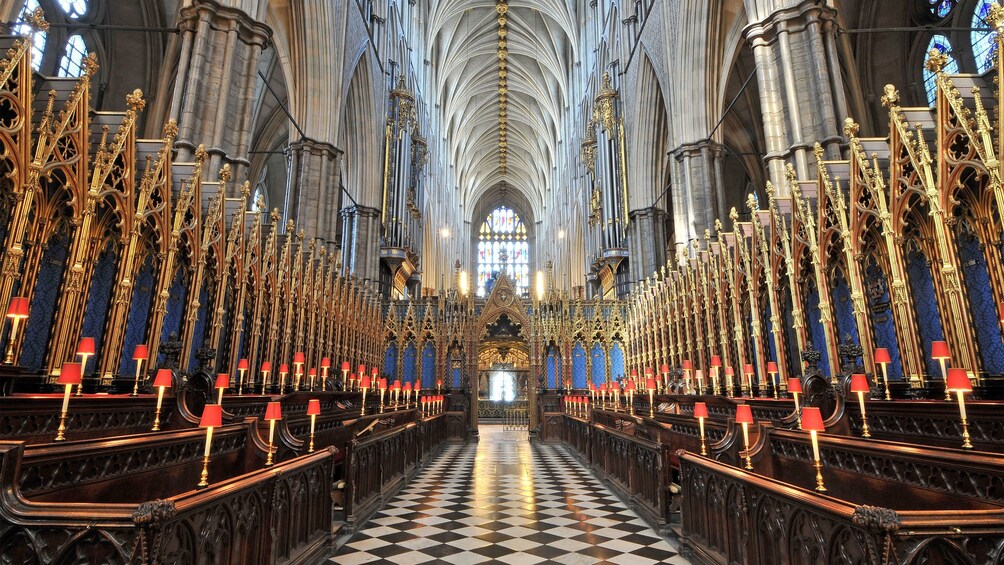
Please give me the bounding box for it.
[13,0,45,72]
[929,0,956,18]
[476,206,529,297]
[972,0,998,74]
[922,35,960,106]
[57,34,87,77]
[57,0,87,18]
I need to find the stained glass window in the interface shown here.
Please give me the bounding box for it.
[14,0,45,72]
[476,206,529,297]
[923,35,960,106]
[57,34,87,77]
[972,0,998,74]
[929,0,956,18]
[58,0,88,18]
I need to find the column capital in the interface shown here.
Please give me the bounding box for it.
[290,137,344,159]
[179,0,272,49]
[341,204,382,219]
[743,0,837,44]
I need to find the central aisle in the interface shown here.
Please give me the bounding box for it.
[330,425,687,564]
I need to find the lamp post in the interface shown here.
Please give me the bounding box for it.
[131,344,149,396]
[264,401,282,466]
[197,404,223,489]
[801,406,827,492]
[3,296,28,365]
[694,401,709,455]
[152,368,172,431]
[850,373,871,438]
[306,398,320,453]
[54,362,82,441]
[946,367,974,449]
[874,348,892,400]
[75,337,95,396]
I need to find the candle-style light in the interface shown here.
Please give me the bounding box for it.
[236,358,249,395]
[850,373,871,438]
[766,361,779,398]
[946,367,974,449]
[612,381,621,411]
[131,344,149,396]
[625,380,636,415]
[359,375,371,415]
[644,367,654,389]
[738,365,755,395]
[4,296,29,364]
[724,367,735,398]
[660,363,670,393]
[260,361,271,395]
[151,368,172,431]
[436,377,442,394]
[693,401,709,455]
[788,377,803,428]
[292,352,305,390]
[599,382,607,410]
[197,404,223,489]
[682,359,693,393]
[357,364,366,392]
[264,401,282,466]
[307,367,317,391]
[215,373,229,404]
[646,378,657,417]
[931,340,950,399]
[694,369,705,395]
[54,362,82,441]
[306,398,321,453]
[801,406,827,492]
[278,363,289,392]
[413,377,421,405]
[75,337,95,396]
[735,404,755,470]
[341,361,350,390]
[873,348,892,400]
[404,381,413,408]
[588,381,595,404]
[391,380,402,408]
[378,377,387,413]
[710,355,722,395]
[320,358,331,391]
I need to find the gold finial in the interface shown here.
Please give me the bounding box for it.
[714,218,723,232]
[925,49,949,74]
[195,144,208,165]
[82,52,98,76]
[987,3,1004,30]
[746,193,758,212]
[812,142,825,161]
[254,191,265,212]
[880,85,900,108]
[729,206,739,221]
[27,8,48,33]
[125,89,146,113]
[240,180,251,199]
[162,119,179,140]
[843,118,859,138]
[765,180,775,199]
[270,208,280,224]
[298,229,305,241]
[785,162,799,185]
[286,219,295,233]
[219,164,232,183]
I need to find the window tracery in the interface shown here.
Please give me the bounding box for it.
[476,206,529,297]
[972,0,998,74]
[14,0,93,77]
[922,35,959,106]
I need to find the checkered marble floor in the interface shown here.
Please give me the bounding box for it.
[329,425,688,564]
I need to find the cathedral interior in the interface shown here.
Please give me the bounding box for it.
[2,0,1004,563]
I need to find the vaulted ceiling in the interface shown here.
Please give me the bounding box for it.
[427,0,578,220]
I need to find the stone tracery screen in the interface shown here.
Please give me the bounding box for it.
[476,206,529,297]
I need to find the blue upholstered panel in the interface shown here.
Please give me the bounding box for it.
[79,247,116,373]
[906,248,946,377]
[21,234,69,370]
[119,255,155,376]
[159,269,187,364]
[572,342,587,388]
[610,342,625,381]
[591,342,605,385]
[958,232,1004,373]
[805,285,831,375]
[403,341,417,385]
[186,284,210,373]
[865,256,903,379]
[546,351,559,389]
[831,268,860,345]
[383,343,398,381]
[421,341,436,388]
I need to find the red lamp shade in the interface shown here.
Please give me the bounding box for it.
[341,361,350,371]
[682,359,693,370]
[360,376,372,388]
[626,380,637,391]
[153,368,173,388]
[874,348,891,364]
[800,407,825,432]
[644,367,654,376]
[379,378,388,389]
[588,382,595,391]
[850,374,870,394]
[766,361,778,373]
[237,358,249,371]
[660,364,670,373]
[711,355,722,367]
[724,367,735,377]
[646,378,657,391]
[404,382,413,391]
[358,364,366,374]
[264,401,282,421]
[215,373,229,389]
[630,369,639,378]
[279,363,289,373]
[693,402,709,418]
[199,404,223,428]
[743,364,754,375]
[372,367,379,376]
[321,358,331,369]
[309,368,317,377]
[6,296,29,318]
[788,377,803,394]
[133,344,149,361]
[57,362,82,385]
[931,340,951,360]
[392,380,402,390]
[306,399,321,416]
[599,383,607,391]
[76,337,96,356]
[293,352,305,364]
[735,404,754,425]
[261,361,272,373]
[946,368,972,392]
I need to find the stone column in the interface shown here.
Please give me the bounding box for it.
[169,0,271,193]
[744,0,845,188]
[284,137,343,244]
[670,139,724,244]
[627,207,669,281]
[340,205,381,281]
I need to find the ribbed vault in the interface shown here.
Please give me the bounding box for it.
[428,0,577,220]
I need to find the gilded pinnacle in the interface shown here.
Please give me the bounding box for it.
[880,85,899,108]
